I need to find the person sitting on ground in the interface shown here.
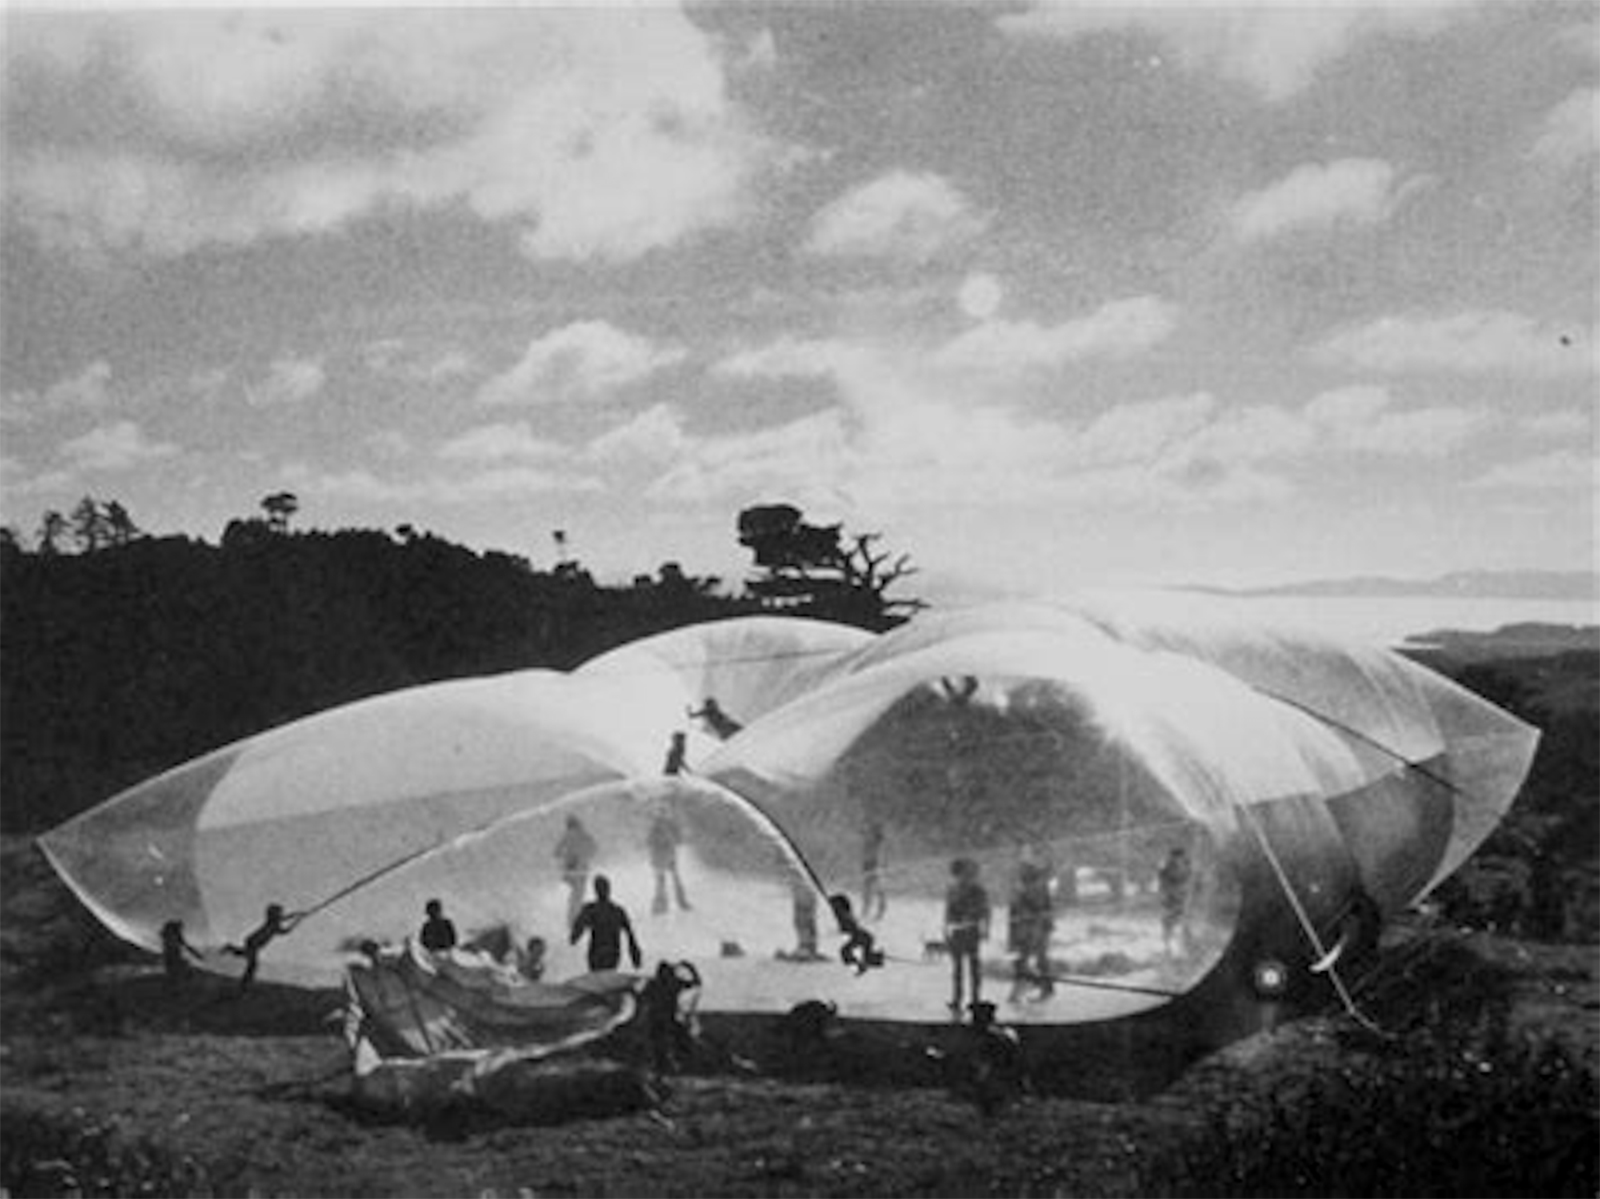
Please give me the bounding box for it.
[570,874,643,973]
[962,1000,1026,1118]
[419,898,458,953]
[160,918,203,988]
[222,903,304,993]
[521,936,547,982]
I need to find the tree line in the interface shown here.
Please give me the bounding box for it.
[0,495,921,833]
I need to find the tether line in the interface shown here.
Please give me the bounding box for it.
[1237,802,1388,1036]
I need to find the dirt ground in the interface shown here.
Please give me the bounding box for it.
[3,835,1597,1198]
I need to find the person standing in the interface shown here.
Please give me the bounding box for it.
[944,858,991,1018]
[1158,847,1193,956]
[554,813,599,930]
[662,730,689,776]
[569,874,642,973]
[648,803,691,914]
[1007,861,1055,1001]
[160,919,203,990]
[860,819,887,922]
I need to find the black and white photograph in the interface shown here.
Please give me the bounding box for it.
[1,3,1595,1195]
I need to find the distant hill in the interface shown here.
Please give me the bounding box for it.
[1189,570,1596,601]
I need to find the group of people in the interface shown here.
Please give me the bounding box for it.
[939,843,1200,1017]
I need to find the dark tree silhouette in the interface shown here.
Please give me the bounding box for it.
[102,501,141,546]
[737,503,922,628]
[261,491,299,533]
[69,496,109,553]
[35,511,66,555]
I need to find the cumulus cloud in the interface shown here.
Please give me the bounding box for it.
[1529,87,1598,168]
[60,419,179,471]
[1310,309,1593,377]
[6,9,773,262]
[1473,449,1597,490]
[996,4,1478,102]
[711,336,862,381]
[1522,410,1591,440]
[935,296,1178,373]
[804,171,987,263]
[365,339,474,384]
[645,409,854,506]
[476,321,687,405]
[1230,159,1413,241]
[246,357,326,406]
[281,459,599,505]
[1303,385,1492,456]
[437,422,566,463]
[2,360,115,422]
[586,403,689,464]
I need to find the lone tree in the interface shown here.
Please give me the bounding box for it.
[737,503,922,629]
[261,491,299,534]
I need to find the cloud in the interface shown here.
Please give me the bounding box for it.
[437,422,566,463]
[645,409,854,506]
[711,337,861,381]
[1522,410,1591,440]
[6,9,775,263]
[1304,385,1491,457]
[1529,87,1598,168]
[476,321,687,405]
[996,4,1479,102]
[1473,449,1597,490]
[1066,393,1218,466]
[3,360,115,422]
[804,171,987,263]
[365,339,474,384]
[935,296,1178,373]
[280,460,600,505]
[1230,159,1412,241]
[586,403,689,465]
[1309,309,1593,377]
[60,420,179,471]
[246,357,326,406]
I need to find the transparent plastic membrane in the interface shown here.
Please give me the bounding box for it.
[39,599,1537,1027]
[712,672,1241,1023]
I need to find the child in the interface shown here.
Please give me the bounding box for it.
[944,858,990,1017]
[160,919,203,988]
[222,903,304,993]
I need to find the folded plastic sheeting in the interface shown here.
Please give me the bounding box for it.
[342,944,641,1114]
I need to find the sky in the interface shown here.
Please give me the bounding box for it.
[1,2,1595,601]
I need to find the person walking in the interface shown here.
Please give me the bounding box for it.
[569,874,642,973]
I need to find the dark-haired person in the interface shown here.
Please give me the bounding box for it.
[570,875,642,973]
[222,902,304,993]
[419,898,458,953]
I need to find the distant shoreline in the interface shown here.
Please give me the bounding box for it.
[1179,569,1595,603]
